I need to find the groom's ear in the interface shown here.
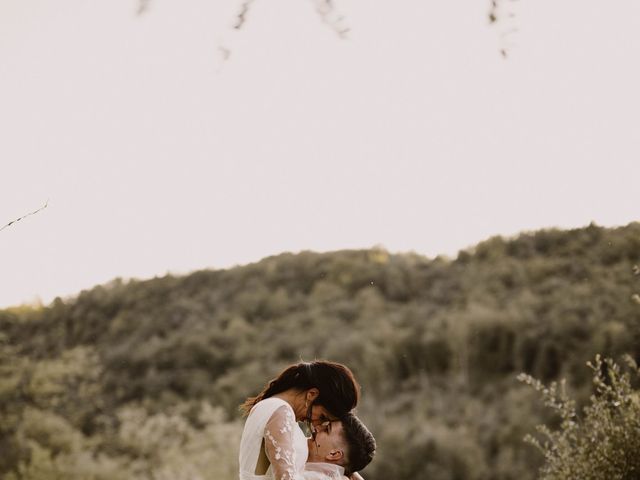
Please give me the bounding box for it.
[325,449,344,463]
[306,388,320,403]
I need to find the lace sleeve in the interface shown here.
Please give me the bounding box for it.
[264,405,303,480]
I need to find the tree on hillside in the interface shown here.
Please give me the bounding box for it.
[3,225,639,480]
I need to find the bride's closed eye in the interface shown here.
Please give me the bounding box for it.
[316,419,332,434]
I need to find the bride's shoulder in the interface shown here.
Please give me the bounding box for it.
[248,397,292,419]
[259,397,289,407]
[254,397,289,411]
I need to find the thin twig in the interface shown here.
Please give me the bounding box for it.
[234,0,256,30]
[313,0,350,38]
[489,0,519,58]
[0,201,49,233]
[137,0,151,16]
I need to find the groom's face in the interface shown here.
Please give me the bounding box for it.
[307,420,346,465]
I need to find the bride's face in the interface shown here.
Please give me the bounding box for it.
[308,404,338,430]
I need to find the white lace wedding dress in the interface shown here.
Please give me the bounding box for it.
[239,397,308,480]
[239,397,346,480]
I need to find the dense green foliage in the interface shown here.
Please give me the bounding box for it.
[1,222,640,479]
[520,355,640,480]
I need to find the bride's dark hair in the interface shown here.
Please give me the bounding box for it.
[240,360,360,417]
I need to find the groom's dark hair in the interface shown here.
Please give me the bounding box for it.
[240,360,360,417]
[341,413,376,476]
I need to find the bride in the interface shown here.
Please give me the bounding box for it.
[238,361,363,480]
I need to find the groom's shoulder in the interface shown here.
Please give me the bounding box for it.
[304,462,346,480]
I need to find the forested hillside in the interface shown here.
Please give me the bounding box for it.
[2,222,640,479]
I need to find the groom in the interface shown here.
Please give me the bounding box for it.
[305,413,376,480]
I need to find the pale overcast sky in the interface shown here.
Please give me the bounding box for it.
[1,0,639,307]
